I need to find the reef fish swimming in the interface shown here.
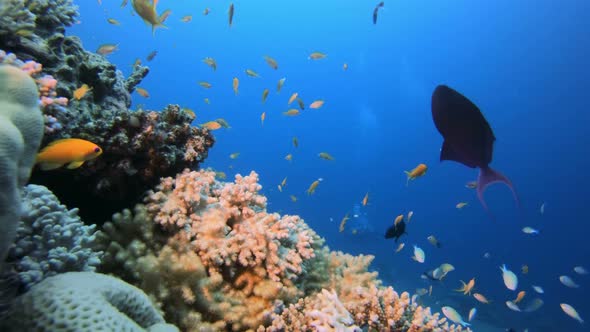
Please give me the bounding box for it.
[431,85,519,215]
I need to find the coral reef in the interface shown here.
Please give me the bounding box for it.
[6,185,102,292]
[99,170,467,332]
[0,65,43,262]
[0,272,179,332]
[0,1,215,223]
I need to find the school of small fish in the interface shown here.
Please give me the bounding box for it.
[87,1,587,330]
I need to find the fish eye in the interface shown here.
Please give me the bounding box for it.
[94,147,101,153]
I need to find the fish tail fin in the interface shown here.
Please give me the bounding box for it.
[477,166,519,217]
[404,171,411,186]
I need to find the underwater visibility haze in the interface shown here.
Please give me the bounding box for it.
[0,0,588,331]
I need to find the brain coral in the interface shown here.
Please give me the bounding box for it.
[0,272,179,332]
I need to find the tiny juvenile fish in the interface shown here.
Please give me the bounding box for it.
[96,43,118,55]
[199,81,212,89]
[146,50,158,61]
[277,77,286,93]
[245,69,260,78]
[107,18,121,25]
[456,202,468,209]
[264,56,278,70]
[262,89,269,103]
[203,57,217,70]
[308,52,327,60]
[522,226,539,234]
[135,87,149,98]
[232,77,239,95]
[283,109,300,116]
[309,100,325,109]
[288,92,298,105]
[318,152,334,161]
[292,136,299,148]
[228,3,234,27]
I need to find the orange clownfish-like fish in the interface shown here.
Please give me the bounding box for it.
[36,138,103,170]
[404,163,427,186]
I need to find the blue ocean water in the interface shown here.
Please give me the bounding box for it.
[69,1,589,331]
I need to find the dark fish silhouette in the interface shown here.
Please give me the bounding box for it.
[384,220,406,242]
[373,2,384,25]
[431,85,519,215]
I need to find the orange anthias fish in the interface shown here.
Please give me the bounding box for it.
[309,52,327,60]
[264,55,278,70]
[36,138,103,170]
[201,121,222,130]
[307,179,320,195]
[96,43,118,55]
[232,77,239,95]
[455,278,475,296]
[362,192,369,206]
[73,84,92,100]
[260,112,266,126]
[309,100,325,109]
[135,87,150,98]
[131,0,166,35]
[404,163,428,186]
[288,92,298,105]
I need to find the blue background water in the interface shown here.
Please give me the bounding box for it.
[69,1,589,331]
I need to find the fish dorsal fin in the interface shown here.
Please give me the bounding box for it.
[440,140,463,163]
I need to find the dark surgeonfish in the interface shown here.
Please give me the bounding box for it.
[385,220,406,242]
[431,85,519,214]
[373,2,384,25]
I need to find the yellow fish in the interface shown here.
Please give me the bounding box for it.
[36,138,102,170]
[309,52,327,60]
[131,0,166,35]
[73,84,92,100]
[199,81,212,89]
[309,100,325,109]
[307,179,320,195]
[107,18,121,25]
[318,152,334,160]
[245,69,260,78]
[288,92,298,105]
[264,56,278,70]
[281,177,287,187]
[290,195,297,202]
[232,77,239,95]
[202,57,217,71]
[262,88,269,103]
[277,77,286,93]
[229,152,240,159]
[284,153,293,161]
[283,109,300,116]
